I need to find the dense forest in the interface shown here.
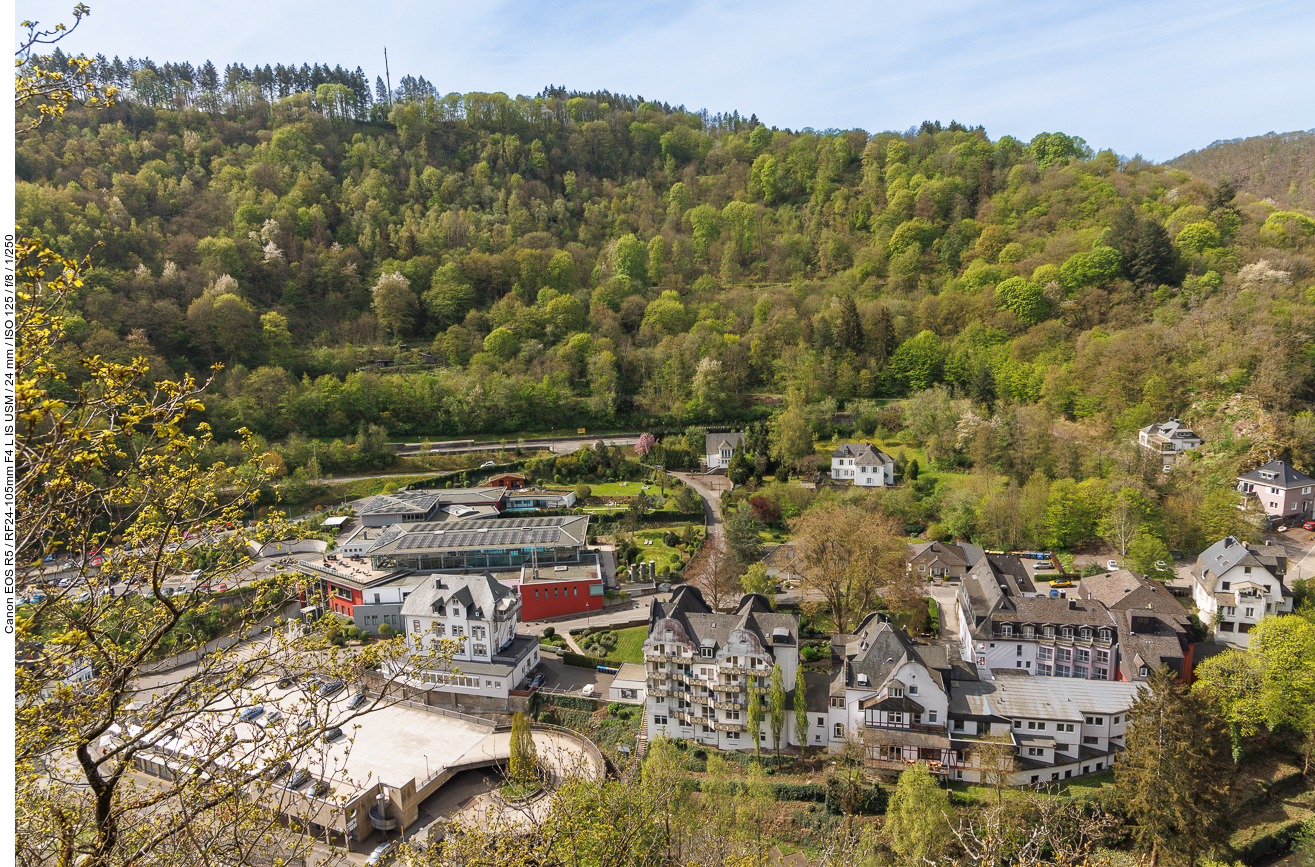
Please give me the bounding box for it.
[16,52,1315,487]
[1168,129,1315,212]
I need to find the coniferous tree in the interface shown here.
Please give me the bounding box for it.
[837,295,863,352]
[1117,667,1233,867]
[869,305,896,367]
[1129,218,1178,288]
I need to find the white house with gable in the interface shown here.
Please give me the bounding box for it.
[1192,536,1292,647]
[830,443,895,487]
[705,431,745,471]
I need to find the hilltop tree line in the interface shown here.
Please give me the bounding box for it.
[16,51,1315,466]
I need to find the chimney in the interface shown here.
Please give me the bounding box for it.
[1069,599,1077,610]
[1146,603,1153,610]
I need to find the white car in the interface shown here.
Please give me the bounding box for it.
[1106,560,1119,571]
[481,461,496,468]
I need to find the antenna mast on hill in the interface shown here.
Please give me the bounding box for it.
[384,47,392,106]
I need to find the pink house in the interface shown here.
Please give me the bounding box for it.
[1237,460,1315,521]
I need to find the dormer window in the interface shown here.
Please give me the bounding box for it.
[1001,624,1013,637]
[1023,625,1034,637]
[700,647,713,658]
[890,687,904,697]
[1080,628,1092,640]
[1061,627,1073,639]
[1099,629,1111,641]
[1043,627,1055,638]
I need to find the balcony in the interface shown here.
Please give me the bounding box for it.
[648,683,672,696]
[688,693,711,705]
[714,681,745,692]
[719,661,750,672]
[647,651,685,662]
[714,698,747,710]
[863,721,949,734]
[714,721,745,732]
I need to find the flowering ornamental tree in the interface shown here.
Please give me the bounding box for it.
[636,432,657,457]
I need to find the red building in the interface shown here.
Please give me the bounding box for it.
[514,556,605,620]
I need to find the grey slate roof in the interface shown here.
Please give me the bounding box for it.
[950,677,1142,722]
[842,615,951,694]
[908,541,970,569]
[400,572,520,622]
[830,442,893,465]
[705,431,744,456]
[1237,460,1315,489]
[647,587,797,657]
[1192,536,1287,590]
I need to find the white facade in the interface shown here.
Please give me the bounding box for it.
[395,573,538,699]
[830,443,895,487]
[643,591,802,751]
[1193,537,1291,648]
[705,432,744,471]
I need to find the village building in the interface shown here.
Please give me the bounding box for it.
[643,587,804,750]
[1236,460,1315,522]
[829,442,896,487]
[1192,536,1292,647]
[705,431,745,471]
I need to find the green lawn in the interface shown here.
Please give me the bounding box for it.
[559,480,674,500]
[602,626,649,664]
[632,527,702,573]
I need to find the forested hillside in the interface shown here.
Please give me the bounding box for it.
[16,53,1315,480]
[1169,129,1315,212]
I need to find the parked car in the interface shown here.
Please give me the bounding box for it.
[366,841,397,865]
[1034,561,1054,570]
[264,761,290,781]
[657,582,672,592]
[1153,561,1169,572]
[1050,580,1074,589]
[238,706,265,723]
[480,461,496,468]
[318,680,345,698]
[1106,560,1119,571]
[287,769,312,789]
[529,674,546,689]
[323,726,343,742]
[1275,525,1289,533]
[312,780,332,797]
[259,710,284,726]
[277,677,296,689]
[346,692,368,710]
[1304,521,1315,531]
[296,718,313,733]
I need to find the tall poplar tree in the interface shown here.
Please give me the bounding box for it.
[793,664,810,759]
[768,663,787,765]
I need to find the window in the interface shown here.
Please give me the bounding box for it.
[1083,736,1099,745]
[474,644,487,656]
[908,685,918,695]
[1113,716,1121,724]
[1080,627,1092,640]
[1028,721,1037,730]
[1058,723,1075,732]
[654,715,668,726]
[1044,627,1055,638]
[1244,607,1255,618]
[1084,716,1104,726]
[374,593,381,604]
[1095,667,1108,679]
[1062,627,1073,639]
[929,710,939,723]
[889,713,903,724]
[1028,747,1043,756]
[1001,624,1013,637]
[413,620,420,633]
[1057,648,1071,661]
[953,719,965,731]
[453,625,464,637]
[817,716,825,726]
[890,687,904,698]
[727,731,740,741]
[1099,629,1111,641]
[1038,647,1054,661]
[472,626,486,640]
[1223,606,1236,616]
[534,589,539,599]
[433,623,446,636]
[1074,666,1087,678]
[700,647,713,658]
[1076,649,1090,663]
[1023,625,1034,637]
[452,607,460,618]
[1096,649,1109,664]
[834,723,845,738]
[1221,582,1231,591]
[830,697,844,709]
[1037,663,1052,675]
[1055,664,1070,677]
[1244,566,1252,574]
[726,710,741,721]
[655,696,664,705]
[1014,720,1023,729]
[1139,666,1149,677]
[1017,644,1024,656]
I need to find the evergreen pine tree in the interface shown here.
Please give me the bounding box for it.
[1116,667,1233,867]
[1129,218,1177,288]
[870,305,896,367]
[837,295,863,352]
[508,712,539,788]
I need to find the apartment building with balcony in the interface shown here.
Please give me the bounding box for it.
[643,587,800,751]
[1192,535,1292,647]
[957,552,1121,680]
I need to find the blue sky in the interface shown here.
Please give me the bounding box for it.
[15,0,1315,160]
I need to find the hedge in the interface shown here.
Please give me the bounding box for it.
[563,651,612,668]
[1233,817,1308,863]
[540,694,599,713]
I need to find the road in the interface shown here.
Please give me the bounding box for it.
[670,471,729,552]
[392,434,642,458]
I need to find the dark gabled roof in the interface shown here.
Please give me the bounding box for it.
[399,572,519,621]
[831,442,893,464]
[958,552,1040,638]
[705,431,744,455]
[907,541,969,569]
[1079,570,1187,617]
[1237,460,1315,488]
[647,586,796,658]
[1192,536,1287,589]
[844,618,950,694]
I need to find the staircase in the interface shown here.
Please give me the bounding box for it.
[623,730,649,782]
